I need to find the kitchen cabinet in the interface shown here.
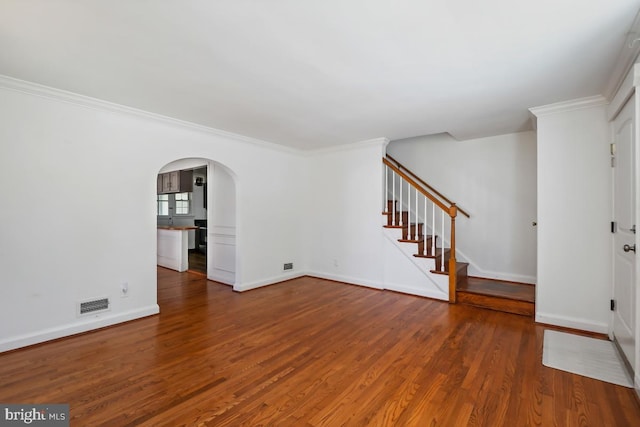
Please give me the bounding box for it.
[157,170,193,194]
[162,171,179,193]
[157,226,197,272]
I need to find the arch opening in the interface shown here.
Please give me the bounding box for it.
[156,157,237,286]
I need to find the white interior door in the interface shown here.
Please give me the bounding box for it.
[612,93,636,372]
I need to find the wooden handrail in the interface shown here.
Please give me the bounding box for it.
[383,158,451,214]
[385,154,470,218]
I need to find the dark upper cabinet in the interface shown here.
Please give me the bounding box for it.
[157,170,193,194]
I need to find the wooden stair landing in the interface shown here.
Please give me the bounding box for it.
[457,277,535,317]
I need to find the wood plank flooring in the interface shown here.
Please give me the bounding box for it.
[0,269,639,426]
[188,249,206,274]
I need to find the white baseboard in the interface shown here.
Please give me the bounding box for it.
[536,312,608,334]
[384,282,448,301]
[304,271,385,290]
[307,270,449,300]
[208,269,235,285]
[232,270,385,293]
[233,271,307,292]
[0,305,160,353]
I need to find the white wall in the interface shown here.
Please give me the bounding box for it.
[0,77,307,351]
[382,227,449,300]
[531,97,611,333]
[386,131,537,283]
[306,140,388,289]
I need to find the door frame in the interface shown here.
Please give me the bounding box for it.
[611,92,637,375]
[607,63,640,392]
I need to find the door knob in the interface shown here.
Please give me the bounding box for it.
[623,244,636,253]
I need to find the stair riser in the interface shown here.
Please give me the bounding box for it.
[403,223,423,240]
[431,261,468,289]
[434,250,451,270]
[386,200,397,213]
[417,237,436,256]
[398,211,408,228]
[385,200,397,226]
[457,292,534,317]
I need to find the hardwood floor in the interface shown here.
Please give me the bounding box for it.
[1,269,639,426]
[188,249,206,274]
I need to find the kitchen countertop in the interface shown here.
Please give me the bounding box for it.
[157,226,198,230]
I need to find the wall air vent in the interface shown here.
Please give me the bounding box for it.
[78,297,110,316]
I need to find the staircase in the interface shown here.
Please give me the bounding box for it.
[382,200,469,285]
[383,155,535,317]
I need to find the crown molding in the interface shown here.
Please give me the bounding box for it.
[0,74,304,155]
[529,95,609,118]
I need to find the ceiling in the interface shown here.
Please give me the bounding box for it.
[0,1,639,150]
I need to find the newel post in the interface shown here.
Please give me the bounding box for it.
[448,204,458,303]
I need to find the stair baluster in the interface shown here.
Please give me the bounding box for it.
[423,196,427,256]
[414,186,418,240]
[408,183,411,238]
[440,209,445,272]
[384,166,388,213]
[392,171,396,225]
[399,175,403,228]
[431,203,435,256]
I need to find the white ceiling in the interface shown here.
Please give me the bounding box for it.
[0,1,638,150]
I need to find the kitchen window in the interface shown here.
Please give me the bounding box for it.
[175,192,190,215]
[157,194,169,216]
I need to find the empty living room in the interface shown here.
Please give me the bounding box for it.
[1,1,640,425]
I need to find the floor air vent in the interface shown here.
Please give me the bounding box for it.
[78,297,110,316]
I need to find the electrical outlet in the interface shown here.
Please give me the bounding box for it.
[121,282,129,297]
[283,263,293,271]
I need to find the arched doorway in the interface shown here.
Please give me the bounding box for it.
[156,157,236,285]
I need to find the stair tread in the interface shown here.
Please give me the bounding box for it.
[453,261,468,271]
[457,278,535,303]
[430,261,467,274]
[414,247,448,258]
